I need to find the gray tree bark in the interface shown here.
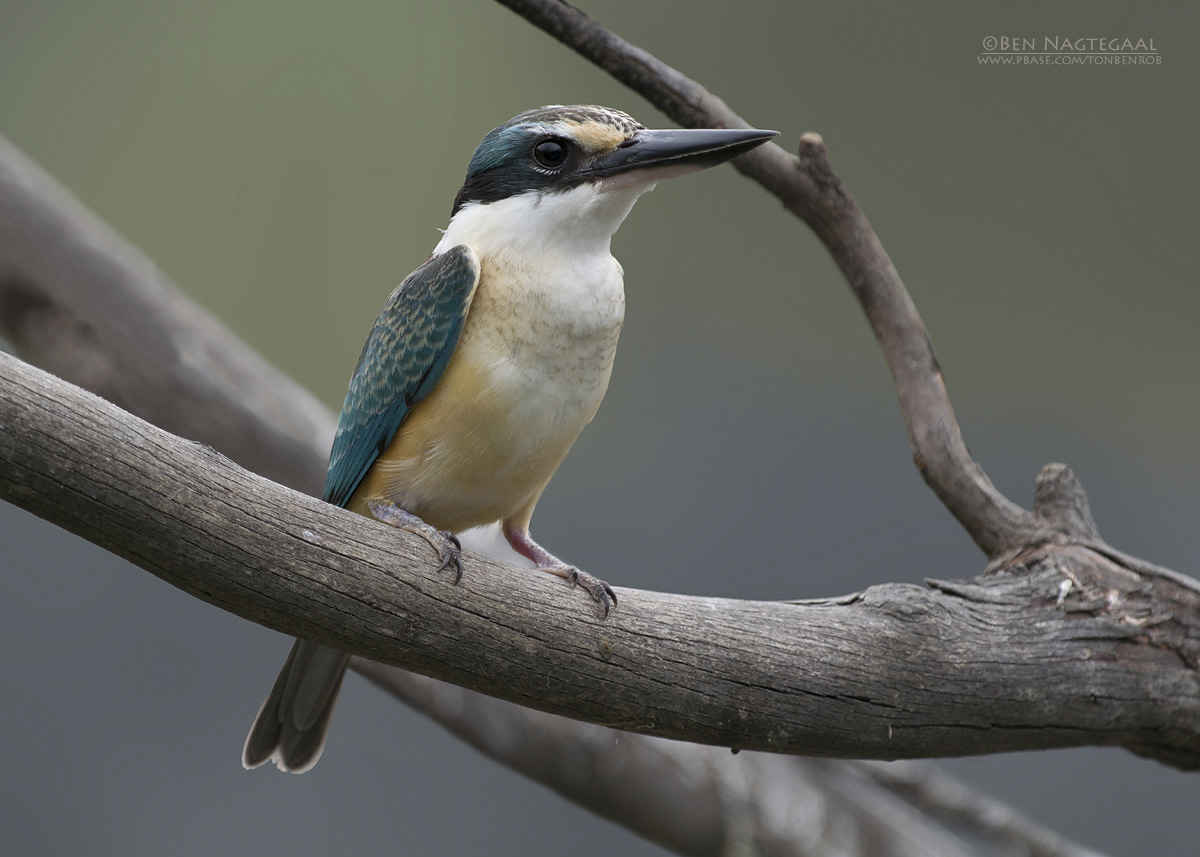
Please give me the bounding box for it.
[0,134,331,497]
[2,347,1196,769]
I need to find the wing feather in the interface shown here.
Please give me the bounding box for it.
[322,245,480,507]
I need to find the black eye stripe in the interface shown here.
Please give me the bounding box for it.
[451,134,593,215]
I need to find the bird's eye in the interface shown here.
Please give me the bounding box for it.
[533,139,568,169]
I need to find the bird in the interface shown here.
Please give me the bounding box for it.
[242,105,777,773]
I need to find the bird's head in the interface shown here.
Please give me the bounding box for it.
[443,105,776,256]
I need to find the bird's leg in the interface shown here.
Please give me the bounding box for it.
[502,523,616,616]
[366,499,463,583]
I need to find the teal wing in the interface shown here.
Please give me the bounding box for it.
[322,245,480,508]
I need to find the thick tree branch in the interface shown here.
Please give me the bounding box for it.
[493,0,1044,561]
[0,134,331,497]
[1,350,1196,771]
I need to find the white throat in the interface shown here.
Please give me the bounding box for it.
[433,181,654,262]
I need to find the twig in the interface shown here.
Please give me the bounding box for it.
[492,0,1045,561]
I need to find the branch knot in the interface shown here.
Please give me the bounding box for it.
[1033,463,1101,540]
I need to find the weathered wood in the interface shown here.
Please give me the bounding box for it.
[0,134,332,496]
[2,351,1196,769]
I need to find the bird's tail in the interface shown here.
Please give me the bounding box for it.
[242,639,352,774]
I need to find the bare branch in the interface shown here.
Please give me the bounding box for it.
[356,662,1107,857]
[492,0,1044,561]
[0,134,332,496]
[854,760,1107,857]
[1,350,1196,770]
[353,662,981,857]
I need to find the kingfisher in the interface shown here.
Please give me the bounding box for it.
[242,105,777,773]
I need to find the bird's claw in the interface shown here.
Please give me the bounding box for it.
[366,499,463,584]
[502,526,616,617]
[436,530,464,583]
[565,567,616,617]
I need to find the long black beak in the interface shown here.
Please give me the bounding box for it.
[585,127,778,179]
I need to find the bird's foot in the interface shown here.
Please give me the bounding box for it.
[366,500,462,583]
[501,522,615,617]
[540,564,617,617]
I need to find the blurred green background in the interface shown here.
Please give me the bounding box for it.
[1,1,1197,854]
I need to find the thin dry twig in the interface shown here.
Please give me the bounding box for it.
[492,0,1045,561]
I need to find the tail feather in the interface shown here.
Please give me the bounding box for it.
[243,639,351,774]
